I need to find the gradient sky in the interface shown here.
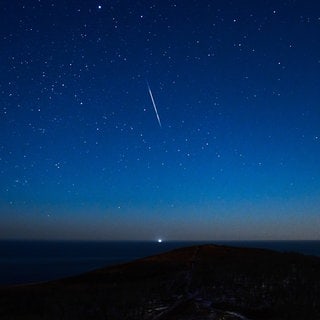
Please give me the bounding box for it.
[1,0,319,240]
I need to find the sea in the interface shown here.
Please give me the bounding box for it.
[0,240,319,286]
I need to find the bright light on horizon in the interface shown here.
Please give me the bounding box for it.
[157,239,162,243]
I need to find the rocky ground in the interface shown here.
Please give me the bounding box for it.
[0,244,319,319]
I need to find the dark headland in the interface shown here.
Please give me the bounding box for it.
[0,244,319,319]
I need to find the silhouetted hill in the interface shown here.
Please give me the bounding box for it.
[0,244,319,319]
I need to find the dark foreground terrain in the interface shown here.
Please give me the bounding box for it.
[0,244,319,319]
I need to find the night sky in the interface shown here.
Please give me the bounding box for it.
[1,0,319,241]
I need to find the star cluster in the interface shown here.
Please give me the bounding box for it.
[1,0,319,240]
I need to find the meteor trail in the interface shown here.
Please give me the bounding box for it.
[147,82,162,128]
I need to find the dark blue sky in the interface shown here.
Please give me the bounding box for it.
[1,0,319,240]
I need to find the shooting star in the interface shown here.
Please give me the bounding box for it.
[147,82,162,128]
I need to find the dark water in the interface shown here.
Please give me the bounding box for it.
[0,240,319,286]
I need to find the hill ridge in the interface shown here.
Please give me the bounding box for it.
[1,244,319,319]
